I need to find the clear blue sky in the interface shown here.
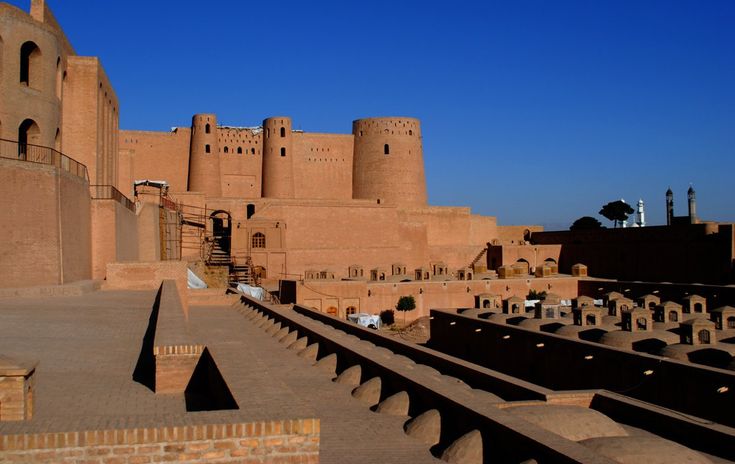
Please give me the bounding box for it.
[10,0,734,229]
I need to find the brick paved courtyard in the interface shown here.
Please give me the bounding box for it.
[0,290,438,463]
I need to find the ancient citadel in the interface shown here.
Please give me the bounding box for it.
[1,1,735,463]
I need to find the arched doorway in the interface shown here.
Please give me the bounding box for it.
[208,210,231,264]
[18,119,41,160]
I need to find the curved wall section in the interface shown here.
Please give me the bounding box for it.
[352,117,427,206]
[261,116,294,198]
[188,114,222,196]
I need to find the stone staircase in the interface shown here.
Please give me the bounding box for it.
[469,247,487,270]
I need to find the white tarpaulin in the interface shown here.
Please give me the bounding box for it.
[347,313,381,329]
[236,283,266,301]
[187,268,207,289]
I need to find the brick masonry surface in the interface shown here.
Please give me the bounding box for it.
[0,419,320,463]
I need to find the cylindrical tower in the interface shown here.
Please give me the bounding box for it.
[665,188,673,226]
[688,185,697,224]
[261,116,294,198]
[352,117,427,206]
[188,114,222,197]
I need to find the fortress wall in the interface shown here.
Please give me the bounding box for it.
[60,57,97,178]
[121,129,191,193]
[0,159,91,287]
[216,126,262,198]
[292,132,354,200]
[496,225,543,244]
[62,56,119,187]
[296,277,578,321]
[90,199,138,279]
[532,225,734,284]
[250,200,416,278]
[0,4,66,147]
[402,206,497,268]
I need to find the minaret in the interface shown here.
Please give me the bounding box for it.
[666,188,673,226]
[688,185,697,224]
[636,199,646,227]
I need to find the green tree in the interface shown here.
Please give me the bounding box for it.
[599,200,634,228]
[395,295,416,326]
[570,216,603,231]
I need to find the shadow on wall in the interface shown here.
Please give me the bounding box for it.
[184,348,239,412]
[132,285,162,392]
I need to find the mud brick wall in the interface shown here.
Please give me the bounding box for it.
[0,419,320,463]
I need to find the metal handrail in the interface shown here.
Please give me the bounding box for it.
[90,185,135,212]
[0,138,89,181]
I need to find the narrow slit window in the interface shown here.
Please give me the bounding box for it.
[205,123,211,134]
[205,144,211,153]
[384,144,390,155]
[280,127,286,137]
[280,147,286,157]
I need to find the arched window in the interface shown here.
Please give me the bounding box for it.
[237,147,242,154]
[409,130,413,136]
[384,144,390,155]
[55,56,62,98]
[586,314,596,325]
[668,311,678,322]
[636,317,647,330]
[280,147,286,157]
[698,329,710,344]
[252,232,265,249]
[205,123,211,134]
[20,41,41,87]
[251,148,255,154]
[346,306,357,317]
[205,144,211,153]
[280,127,286,137]
[327,307,338,316]
[223,146,229,153]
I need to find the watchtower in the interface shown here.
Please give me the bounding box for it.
[352,117,427,206]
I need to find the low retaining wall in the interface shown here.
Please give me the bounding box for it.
[0,419,320,463]
[152,280,203,393]
[429,309,735,427]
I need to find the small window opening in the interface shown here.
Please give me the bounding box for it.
[252,232,266,249]
[280,147,286,157]
[205,123,211,134]
[205,144,211,153]
[237,147,242,154]
[280,127,286,137]
[384,144,390,155]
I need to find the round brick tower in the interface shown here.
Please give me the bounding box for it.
[352,117,427,206]
[188,114,222,197]
[261,116,294,198]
